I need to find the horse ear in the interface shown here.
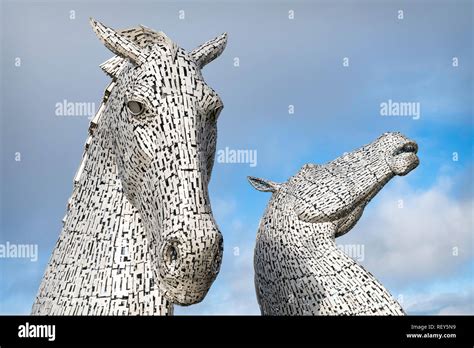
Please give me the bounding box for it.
[90,18,147,65]
[99,56,126,78]
[191,33,227,69]
[247,176,281,193]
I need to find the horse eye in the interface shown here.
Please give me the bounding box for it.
[127,100,145,116]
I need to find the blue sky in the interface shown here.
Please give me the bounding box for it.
[0,0,472,315]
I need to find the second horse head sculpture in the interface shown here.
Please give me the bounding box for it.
[249,132,419,315]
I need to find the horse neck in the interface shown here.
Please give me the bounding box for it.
[258,195,403,315]
[32,83,172,315]
[304,221,404,315]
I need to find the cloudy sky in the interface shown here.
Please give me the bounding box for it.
[0,0,472,315]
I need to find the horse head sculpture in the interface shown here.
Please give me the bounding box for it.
[32,20,228,315]
[248,132,419,315]
[90,19,227,304]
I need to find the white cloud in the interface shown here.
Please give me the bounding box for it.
[339,174,473,288]
[403,286,474,315]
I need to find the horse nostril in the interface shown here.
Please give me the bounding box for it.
[402,143,417,153]
[164,242,180,265]
[211,249,222,274]
[211,257,219,274]
[169,246,178,261]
